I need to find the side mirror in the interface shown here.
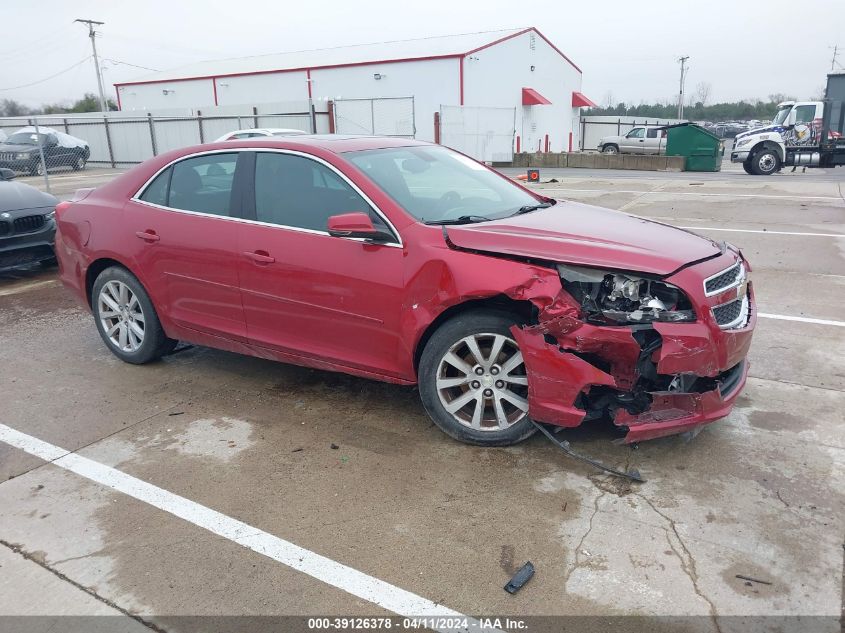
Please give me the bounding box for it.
[327,212,393,242]
[0,168,15,181]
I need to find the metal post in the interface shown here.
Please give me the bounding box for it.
[434,111,440,144]
[32,118,50,193]
[147,113,158,156]
[309,99,316,133]
[370,100,376,135]
[103,113,115,168]
[197,110,205,143]
[252,106,259,129]
[327,101,335,133]
[63,118,69,134]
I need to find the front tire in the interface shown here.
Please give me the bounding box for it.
[72,153,86,171]
[601,144,619,155]
[750,148,780,175]
[92,266,177,364]
[418,311,536,446]
[742,160,754,175]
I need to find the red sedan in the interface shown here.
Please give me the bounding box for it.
[55,136,755,445]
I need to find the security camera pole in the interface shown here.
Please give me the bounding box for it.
[75,19,108,113]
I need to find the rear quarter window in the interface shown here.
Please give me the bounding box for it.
[139,167,171,206]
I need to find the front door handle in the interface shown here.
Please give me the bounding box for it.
[244,250,275,264]
[135,230,160,242]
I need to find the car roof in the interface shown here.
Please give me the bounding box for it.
[229,128,308,135]
[206,134,430,154]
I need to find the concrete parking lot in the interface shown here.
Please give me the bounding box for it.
[1,163,843,632]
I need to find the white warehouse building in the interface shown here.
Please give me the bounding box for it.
[115,27,595,155]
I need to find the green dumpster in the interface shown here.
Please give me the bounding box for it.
[662,122,724,172]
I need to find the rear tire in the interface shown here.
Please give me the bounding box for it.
[750,148,780,175]
[418,311,536,446]
[92,266,177,364]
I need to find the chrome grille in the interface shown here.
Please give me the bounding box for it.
[12,215,45,234]
[712,292,750,329]
[704,261,744,296]
[0,152,14,161]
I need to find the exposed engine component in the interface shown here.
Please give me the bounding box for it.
[557,264,695,325]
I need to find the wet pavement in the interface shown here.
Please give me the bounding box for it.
[0,165,843,632]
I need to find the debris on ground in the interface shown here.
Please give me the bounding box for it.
[291,447,303,453]
[504,561,535,594]
[168,412,184,416]
[735,574,772,585]
[531,420,645,482]
[330,443,339,450]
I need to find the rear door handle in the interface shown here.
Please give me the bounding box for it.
[244,250,275,264]
[135,230,160,242]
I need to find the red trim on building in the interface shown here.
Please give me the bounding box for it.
[571,91,597,108]
[212,78,218,105]
[515,135,520,153]
[115,54,463,88]
[459,56,464,105]
[522,87,552,105]
[113,27,581,91]
[463,27,581,74]
[306,68,313,98]
[544,134,549,152]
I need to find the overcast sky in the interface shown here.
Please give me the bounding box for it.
[3,0,843,109]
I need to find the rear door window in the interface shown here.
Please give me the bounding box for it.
[168,153,238,216]
[139,167,171,206]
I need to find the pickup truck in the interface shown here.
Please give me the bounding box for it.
[597,126,668,155]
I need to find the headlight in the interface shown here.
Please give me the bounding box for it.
[734,137,752,148]
[15,152,30,160]
[557,264,696,325]
[44,210,55,221]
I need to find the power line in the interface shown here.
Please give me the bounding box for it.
[102,58,160,72]
[0,56,91,91]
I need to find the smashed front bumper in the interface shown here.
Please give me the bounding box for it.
[509,254,755,443]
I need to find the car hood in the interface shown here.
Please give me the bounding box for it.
[0,181,59,213]
[443,200,722,276]
[0,143,39,153]
[735,125,783,140]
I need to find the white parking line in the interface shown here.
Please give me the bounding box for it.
[0,424,496,633]
[758,313,845,327]
[675,226,844,237]
[545,187,845,201]
[0,280,59,297]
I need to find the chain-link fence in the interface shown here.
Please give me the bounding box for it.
[0,100,332,168]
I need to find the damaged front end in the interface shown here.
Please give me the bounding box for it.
[508,258,754,443]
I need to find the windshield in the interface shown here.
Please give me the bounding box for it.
[772,107,791,126]
[5,132,45,145]
[345,145,542,224]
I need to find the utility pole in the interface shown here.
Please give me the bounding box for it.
[832,45,839,71]
[75,19,108,113]
[677,56,690,119]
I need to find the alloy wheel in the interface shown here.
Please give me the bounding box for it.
[98,280,145,353]
[435,333,529,431]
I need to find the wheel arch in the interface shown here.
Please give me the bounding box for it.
[85,257,133,308]
[412,294,535,376]
[751,140,784,161]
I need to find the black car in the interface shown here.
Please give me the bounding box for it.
[0,168,58,271]
[0,128,90,176]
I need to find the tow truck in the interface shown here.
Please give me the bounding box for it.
[731,72,845,175]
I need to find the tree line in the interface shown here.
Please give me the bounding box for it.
[0,93,117,118]
[585,93,799,123]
